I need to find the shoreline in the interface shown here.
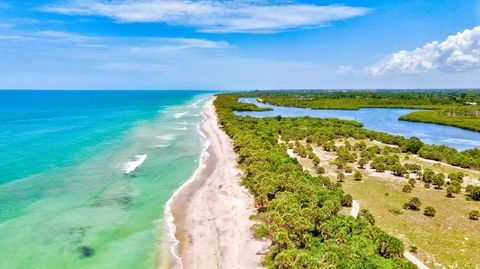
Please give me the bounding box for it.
[160,97,268,268]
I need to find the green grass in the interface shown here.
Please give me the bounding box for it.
[342,175,480,268]
[290,138,480,268]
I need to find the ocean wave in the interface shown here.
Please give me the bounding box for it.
[173,127,187,131]
[174,111,190,119]
[121,154,147,174]
[151,144,169,148]
[164,104,210,269]
[155,134,176,141]
[187,99,204,109]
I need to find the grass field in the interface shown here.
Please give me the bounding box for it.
[286,138,480,268]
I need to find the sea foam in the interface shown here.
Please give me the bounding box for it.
[164,104,210,269]
[151,144,170,148]
[155,134,176,141]
[122,154,147,174]
[174,111,190,119]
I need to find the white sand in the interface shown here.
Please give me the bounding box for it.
[167,98,269,269]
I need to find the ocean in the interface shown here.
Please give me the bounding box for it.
[0,90,212,268]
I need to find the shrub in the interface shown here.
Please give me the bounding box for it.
[345,165,353,173]
[392,163,407,177]
[402,184,413,193]
[423,206,436,217]
[424,183,431,189]
[358,209,375,225]
[466,185,480,201]
[341,194,353,207]
[408,178,416,187]
[375,163,385,173]
[354,170,363,181]
[358,158,368,168]
[377,232,404,258]
[410,245,418,253]
[403,197,422,211]
[337,172,345,182]
[316,166,325,174]
[469,210,479,221]
[448,171,465,183]
[433,173,445,189]
[422,168,435,183]
[446,185,456,198]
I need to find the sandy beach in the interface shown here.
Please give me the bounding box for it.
[164,97,268,269]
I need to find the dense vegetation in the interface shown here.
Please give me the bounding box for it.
[215,94,416,268]
[244,90,480,132]
[399,108,480,132]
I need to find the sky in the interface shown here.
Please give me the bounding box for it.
[1,0,480,90]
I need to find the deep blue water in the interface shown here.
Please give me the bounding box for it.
[236,98,480,151]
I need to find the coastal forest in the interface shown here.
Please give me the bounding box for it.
[214,91,480,268]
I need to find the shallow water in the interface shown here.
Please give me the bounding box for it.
[236,98,480,151]
[0,90,212,269]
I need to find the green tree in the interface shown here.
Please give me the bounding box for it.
[375,163,386,173]
[433,173,445,189]
[402,137,423,154]
[358,158,368,169]
[466,185,480,201]
[446,185,456,198]
[422,168,435,183]
[392,164,407,177]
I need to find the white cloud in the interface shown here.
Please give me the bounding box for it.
[41,0,370,33]
[0,30,229,52]
[336,65,353,74]
[369,26,480,75]
[130,38,229,53]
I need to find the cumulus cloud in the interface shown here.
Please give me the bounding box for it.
[369,26,480,75]
[41,0,370,33]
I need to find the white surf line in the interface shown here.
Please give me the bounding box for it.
[163,100,211,269]
[174,111,190,119]
[351,200,360,219]
[122,154,148,174]
[353,201,429,268]
[404,251,430,269]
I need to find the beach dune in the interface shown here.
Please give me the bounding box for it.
[166,97,268,268]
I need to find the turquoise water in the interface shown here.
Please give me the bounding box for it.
[0,91,212,268]
[236,98,480,151]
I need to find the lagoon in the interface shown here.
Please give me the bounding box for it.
[236,98,480,151]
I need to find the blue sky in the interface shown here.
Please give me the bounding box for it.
[1,0,480,90]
